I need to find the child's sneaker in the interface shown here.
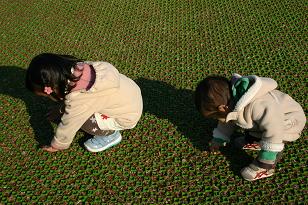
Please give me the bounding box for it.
[84,131,122,152]
[241,162,275,181]
[234,136,261,150]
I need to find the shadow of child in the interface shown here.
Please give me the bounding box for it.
[0,66,54,147]
[135,78,212,151]
[135,77,252,175]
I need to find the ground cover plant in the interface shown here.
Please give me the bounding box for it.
[0,0,307,204]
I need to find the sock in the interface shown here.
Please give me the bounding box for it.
[258,150,278,165]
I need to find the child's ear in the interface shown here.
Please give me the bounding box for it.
[217,105,229,113]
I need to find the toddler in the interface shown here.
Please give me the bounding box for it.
[26,53,143,152]
[195,74,306,181]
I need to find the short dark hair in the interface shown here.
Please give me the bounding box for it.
[195,76,231,114]
[25,53,82,98]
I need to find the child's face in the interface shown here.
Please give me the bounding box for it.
[203,110,228,123]
[202,105,230,123]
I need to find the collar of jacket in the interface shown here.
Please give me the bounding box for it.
[225,75,262,122]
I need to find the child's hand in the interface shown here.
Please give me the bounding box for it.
[41,146,60,152]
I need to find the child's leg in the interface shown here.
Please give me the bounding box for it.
[47,105,115,137]
[80,115,115,136]
[81,114,122,152]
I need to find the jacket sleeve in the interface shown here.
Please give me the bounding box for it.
[212,122,236,143]
[251,100,285,152]
[51,103,92,150]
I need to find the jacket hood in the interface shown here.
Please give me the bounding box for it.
[232,73,278,112]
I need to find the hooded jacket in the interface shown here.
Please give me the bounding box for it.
[51,61,143,149]
[213,74,306,152]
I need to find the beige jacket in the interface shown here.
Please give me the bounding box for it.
[51,61,143,149]
[213,74,306,152]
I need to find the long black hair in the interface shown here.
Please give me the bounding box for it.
[26,53,83,98]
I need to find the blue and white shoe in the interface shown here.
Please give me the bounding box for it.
[84,131,122,152]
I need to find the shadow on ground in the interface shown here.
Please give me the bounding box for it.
[135,78,210,149]
[135,78,252,175]
[0,66,54,146]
